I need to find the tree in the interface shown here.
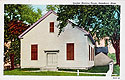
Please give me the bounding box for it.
[4,4,42,41]
[46,5,59,11]
[4,20,30,70]
[57,5,120,66]
[4,4,42,69]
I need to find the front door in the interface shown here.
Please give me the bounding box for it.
[47,53,57,67]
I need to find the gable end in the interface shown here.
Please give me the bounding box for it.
[18,10,57,39]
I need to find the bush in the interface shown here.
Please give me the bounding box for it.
[108,53,116,63]
[113,64,120,75]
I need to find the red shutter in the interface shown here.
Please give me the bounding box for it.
[31,44,38,60]
[93,48,94,61]
[89,45,90,61]
[67,44,70,60]
[67,43,74,60]
[91,47,93,61]
[91,47,94,61]
[50,22,54,32]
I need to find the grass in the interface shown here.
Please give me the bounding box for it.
[4,68,105,76]
[59,65,109,73]
[80,65,109,73]
[20,68,40,71]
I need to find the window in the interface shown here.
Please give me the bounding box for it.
[31,44,38,60]
[50,22,54,32]
[67,43,74,60]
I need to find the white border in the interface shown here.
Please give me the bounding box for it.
[0,0,125,80]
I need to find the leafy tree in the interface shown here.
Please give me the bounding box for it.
[46,5,59,11]
[57,5,120,66]
[4,4,42,69]
[8,20,30,35]
[4,4,42,41]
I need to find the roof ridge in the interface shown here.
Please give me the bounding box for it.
[67,20,89,34]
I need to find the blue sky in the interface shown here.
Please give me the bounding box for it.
[31,5,47,15]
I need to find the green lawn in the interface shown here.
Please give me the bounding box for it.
[59,65,108,73]
[4,69,105,76]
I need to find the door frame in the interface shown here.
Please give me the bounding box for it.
[44,50,59,67]
[46,52,58,67]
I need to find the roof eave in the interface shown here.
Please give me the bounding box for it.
[85,34,95,45]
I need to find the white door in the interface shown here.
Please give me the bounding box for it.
[47,53,57,67]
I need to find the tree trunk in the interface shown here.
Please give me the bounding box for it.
[115,45,120,66]
[10,54,14,70]
[111,39,120,66]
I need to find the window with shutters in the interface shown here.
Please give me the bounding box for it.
[50,22,54,32]
[67,43,74,60]
[31,44,38,60]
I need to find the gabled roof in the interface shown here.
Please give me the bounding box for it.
[18,10,57,39]
[18,10,95,45]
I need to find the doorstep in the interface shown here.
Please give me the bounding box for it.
[40,67,58,71]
